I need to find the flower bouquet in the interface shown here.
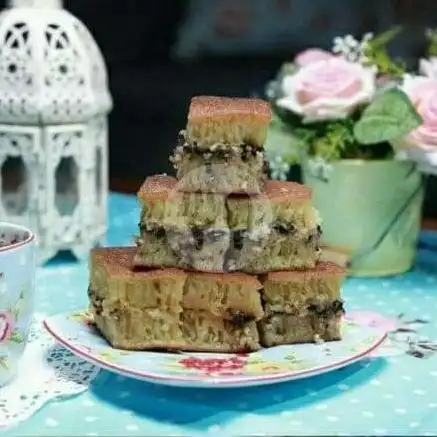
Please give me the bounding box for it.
[266,28,436,276]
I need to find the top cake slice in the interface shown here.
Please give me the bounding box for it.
[185,96,272,149]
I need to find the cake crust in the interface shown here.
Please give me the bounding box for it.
[265,262,345,282]
[263,180,312,202]
[92,247,264,287]
[137,175,312,205]
[185,96,272,149]
[91,247,187,280]
[188,96,272,125]
[137,174,176,203]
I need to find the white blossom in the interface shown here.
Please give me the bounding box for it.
[308,157,333,182]
[332,33,373,64]
[268,155,290,181]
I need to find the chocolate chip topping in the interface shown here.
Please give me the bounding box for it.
[273,221,296,235]
[307,300,345,318]
[191,227,204,251]
[204,229,227,245]
[88,287,104,316]
[0,232,23,248]
[229,311,255,328]
[233,230,246,251]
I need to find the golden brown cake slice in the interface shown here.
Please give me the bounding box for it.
[227,180,321,272]
[136,175,230,271]
[89,247,263,352]
[258,262,345,347]
[138,175,228,229]
[258,311,343,347]
[89,247,187,313]
[185,96,272,149]
[260,262,345,315]
[183,272,264,322]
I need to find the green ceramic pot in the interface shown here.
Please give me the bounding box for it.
[301,159,424,277]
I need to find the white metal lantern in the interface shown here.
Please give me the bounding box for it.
[0,0,112,264]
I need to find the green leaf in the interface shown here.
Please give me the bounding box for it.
[265,118,303,164]
[425,29,437,57]
[370,26,403,48]
[364,27,405,78]
[284,353,300,362]
[9,329,24,344]
[354,89,423,145]
[13,307,20,319]
[0,357,9,370]
[277,62,298,79]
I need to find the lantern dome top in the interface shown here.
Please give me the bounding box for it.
[0,0,112,124]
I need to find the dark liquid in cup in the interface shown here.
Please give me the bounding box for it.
[0,231,28,248]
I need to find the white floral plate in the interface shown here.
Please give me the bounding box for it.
[43,310,386,388]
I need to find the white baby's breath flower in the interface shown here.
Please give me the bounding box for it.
[363,32,374,42]
[331,33,373,64]
[308,157,333,182]
[268,155,290,181]
[344,35,358,48]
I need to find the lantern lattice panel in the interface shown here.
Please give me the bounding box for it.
[0,1,112,264]
[0,7,111,124]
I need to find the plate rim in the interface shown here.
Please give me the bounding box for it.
[43,313,387,387]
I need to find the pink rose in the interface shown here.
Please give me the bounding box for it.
[0,312,14,342]
[277,58,376,122]
[400,76,437,147]
[294,48,334,67]
[393,76,437,173]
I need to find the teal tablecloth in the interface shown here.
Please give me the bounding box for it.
[5,193,437,436]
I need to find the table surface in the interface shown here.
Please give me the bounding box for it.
[5,192,437,437]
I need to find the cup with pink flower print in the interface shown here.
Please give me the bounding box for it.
[0,222,36,387]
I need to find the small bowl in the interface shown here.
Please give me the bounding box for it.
[0,222,36,387]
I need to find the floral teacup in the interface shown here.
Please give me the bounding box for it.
[0,222,36,387]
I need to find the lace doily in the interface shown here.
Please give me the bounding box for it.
[0,313,100,429]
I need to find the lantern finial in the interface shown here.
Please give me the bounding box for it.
[8,0,62,8]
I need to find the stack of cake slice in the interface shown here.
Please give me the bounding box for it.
[89,247,263,352]
[88,96,346,352]
[134,176,321,272]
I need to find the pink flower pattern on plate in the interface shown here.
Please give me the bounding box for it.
[0,312,14,343]
[346,311,435,359]
[345,311,399,333]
